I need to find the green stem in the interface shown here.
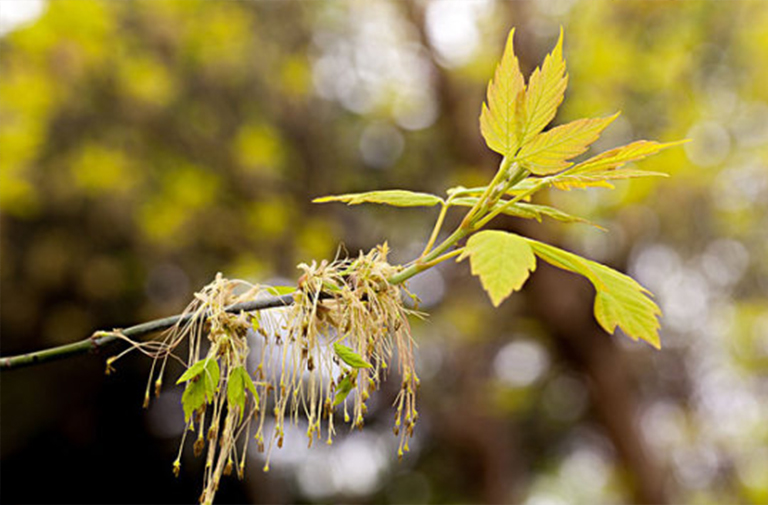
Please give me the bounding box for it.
[388,226,472,286]
[474,178,550,229]
[460,156,512,229]
[420,248,464,268]
[419,202,449,258]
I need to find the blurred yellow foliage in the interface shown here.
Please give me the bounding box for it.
[246,197,293,239]
[117,55,175,108]
[70,145,136,195]
[234,122,285,175]
[280,56,311,96]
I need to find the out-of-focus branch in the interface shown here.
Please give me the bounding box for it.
[0,294,295,372]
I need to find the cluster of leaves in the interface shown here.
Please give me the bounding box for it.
[316,29,682,349]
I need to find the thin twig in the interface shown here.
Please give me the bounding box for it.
[0,294,296,372]
[419,202,449,258]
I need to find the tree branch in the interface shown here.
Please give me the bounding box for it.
[0,293,296,372]
[0,231,459,374]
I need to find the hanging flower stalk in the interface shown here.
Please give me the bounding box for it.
[110,245,421,504]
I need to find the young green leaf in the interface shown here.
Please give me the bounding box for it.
[451,197,536,219]
[181,377,207,422]
[266,286,296,296]
[204,359,220,395]
[479,28,526,156]
[447,181,542,198]
[451,197,599,227]
[242,371,258,396]
[177,359,207,384]
[178,359,219,391]
[184,359,219,390]
[227,368,245,412]
[516,114,619,175]
[458,230,537,307]
[515,202,605,229]
[567,140,685,175]
[525,239,661,348]
[227,366,258,421]
[313,190,444,207]
[332,374,355,407]
[551,169,669,191]
[180,358,221,422]
[333,342,373,369]
[519,29,568,147]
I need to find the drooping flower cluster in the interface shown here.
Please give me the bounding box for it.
[108,244,420,505]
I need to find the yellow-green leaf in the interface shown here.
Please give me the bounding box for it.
[313,190,443,207]
[447,181,541,198]
[552,169,669,191]
[568,140,685,174]
[333,374,355,407]
[516,202,604,229]
[227,365,258,421]
[203,359,220,397]
[181,377,207,422]
[266,286,296,296]
[451,197,538,220]
[450,197,599,227]
[177,359,207,384]
[242,370,258,397]
[227,367,246,411]
[519,29,568,147]
[517,114,618,175]
[179,358,220,422]
[333,343,372,369]
[177,358,220,388]
[479,28,526,156]
[551,177,616,191]
[458,230,536,307]
[525,239,661,349]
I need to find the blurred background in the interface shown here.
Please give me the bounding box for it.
[2,1,767,503]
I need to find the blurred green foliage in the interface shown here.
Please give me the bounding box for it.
[1,1,767,504]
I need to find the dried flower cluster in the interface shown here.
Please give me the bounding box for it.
[108,244,420,504]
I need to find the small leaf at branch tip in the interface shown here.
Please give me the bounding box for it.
[480,28,526,156]
[518,27,568,147]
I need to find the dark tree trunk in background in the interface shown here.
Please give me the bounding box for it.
[525,258,667,504]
